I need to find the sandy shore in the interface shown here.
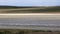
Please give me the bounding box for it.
[0,13,60,18]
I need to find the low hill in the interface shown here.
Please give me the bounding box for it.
[0,6,60,13]
[0,6,39,9]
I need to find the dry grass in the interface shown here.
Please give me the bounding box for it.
[0,8,60,13]
[0,29,60,34]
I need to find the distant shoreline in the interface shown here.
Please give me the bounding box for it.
[0,6,59,13]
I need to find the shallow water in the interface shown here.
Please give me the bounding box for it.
[0,18,60,26]
[0,17,60,31]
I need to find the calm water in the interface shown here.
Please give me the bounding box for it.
[0,18,60,31]
[0,18,60,26]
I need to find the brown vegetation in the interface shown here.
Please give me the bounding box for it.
[0,6,60,13]
[0,29,60,34]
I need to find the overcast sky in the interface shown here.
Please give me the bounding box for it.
[0,0,60,6]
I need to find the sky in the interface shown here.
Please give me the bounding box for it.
[0,0,60,6]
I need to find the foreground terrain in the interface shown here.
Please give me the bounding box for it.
[0,29,60,34]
